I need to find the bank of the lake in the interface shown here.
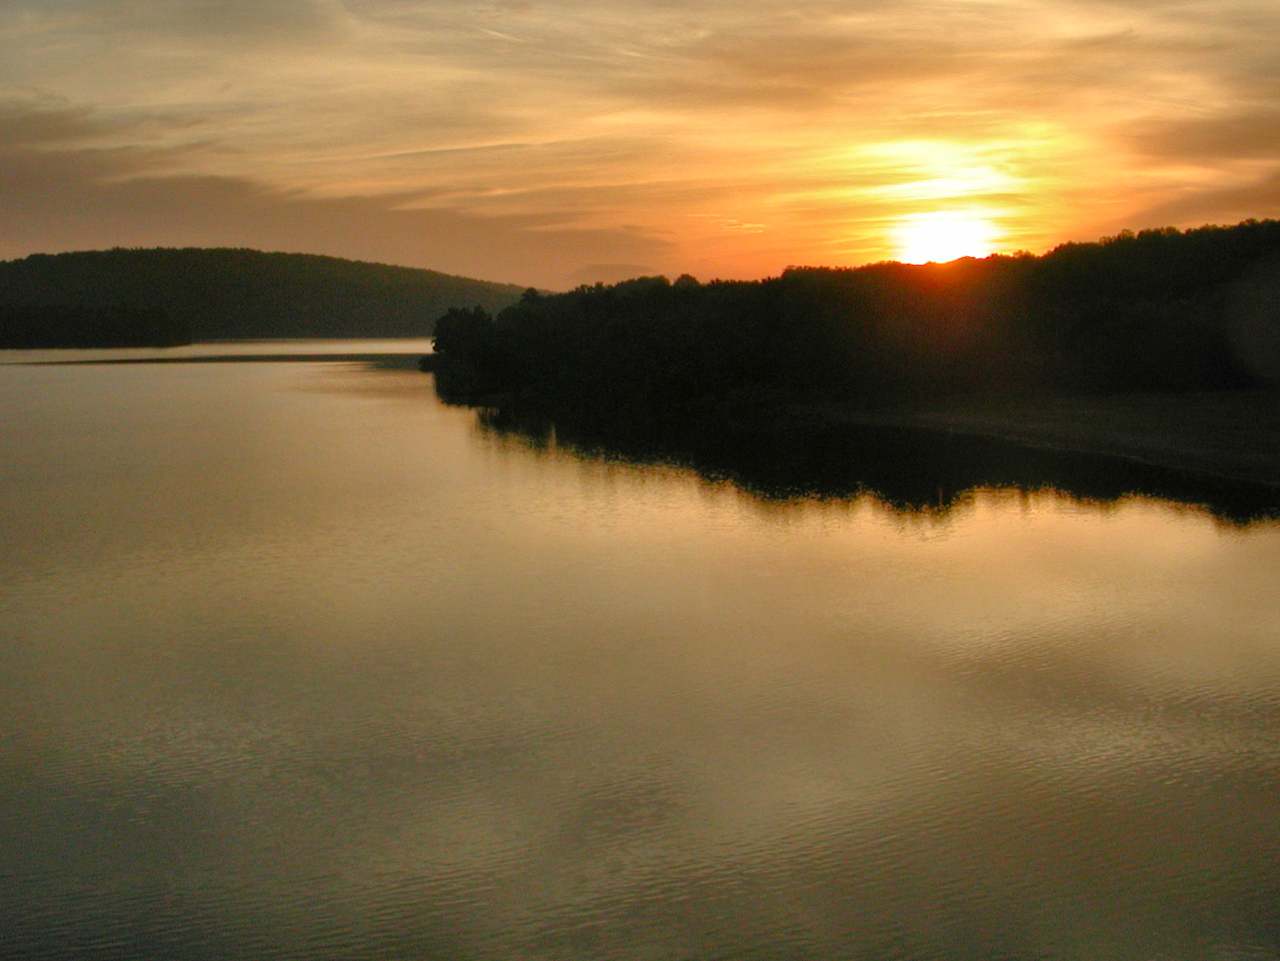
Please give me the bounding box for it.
[798,389,1280,489]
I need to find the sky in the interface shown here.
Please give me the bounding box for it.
[1,0,1277,288]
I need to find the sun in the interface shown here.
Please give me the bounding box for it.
[893,210,1000,264]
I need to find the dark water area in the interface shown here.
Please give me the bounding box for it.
[2,345,1279,961]
[476,403,1280,527]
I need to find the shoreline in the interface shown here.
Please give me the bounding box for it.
[4,352,427,368]
[812,390,1280,490]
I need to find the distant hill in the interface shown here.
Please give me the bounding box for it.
[0,248,528,342]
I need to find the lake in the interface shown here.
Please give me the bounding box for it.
[2,343,1278,961]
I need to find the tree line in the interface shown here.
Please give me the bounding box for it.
[430,220,1280,431]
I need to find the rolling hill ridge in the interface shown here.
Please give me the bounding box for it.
[0,248,528,343]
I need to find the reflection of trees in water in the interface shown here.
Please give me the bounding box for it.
[472,405,1280,528]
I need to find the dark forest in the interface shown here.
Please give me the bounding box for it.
[0,248,526,344]
[431,220,1280,430]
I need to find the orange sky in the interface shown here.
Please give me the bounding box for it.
[2,0,1278,288]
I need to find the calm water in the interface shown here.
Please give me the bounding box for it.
[2,345,1279,961]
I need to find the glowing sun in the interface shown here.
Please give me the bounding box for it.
[894,211,1000,264]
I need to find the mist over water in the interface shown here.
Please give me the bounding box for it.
[2,347,1278,961]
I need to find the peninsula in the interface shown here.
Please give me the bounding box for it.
[427,220,1280,493]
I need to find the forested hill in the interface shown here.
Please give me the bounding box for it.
[0,248,527,341]
[431,219,1280,422]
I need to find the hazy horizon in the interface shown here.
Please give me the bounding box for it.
[3,0,1278,289]
[6,218,1261,295]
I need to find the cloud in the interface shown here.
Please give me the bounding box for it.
[1126,169,1280,229]
[0,0,351,45]
[0,101,100,146]
[1,0,1278,276]
[1129,110,1280,162]
[0,101,673,289]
